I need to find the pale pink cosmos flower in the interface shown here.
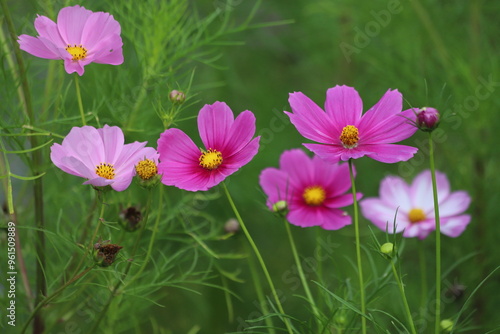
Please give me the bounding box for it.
[285,85,418,164]
[50,125,156,191]
[259,149,362,230]
[360,170,471,239]
[18,5,123,75]
[157,102,260,191]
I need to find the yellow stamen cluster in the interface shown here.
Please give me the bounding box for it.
[199,149,223,170]
[135,159,158,180]
[408,208,426,223]
[95,163,115,180]
[65,44,87,61]
[340,125,360,148]
[303,185,326,206]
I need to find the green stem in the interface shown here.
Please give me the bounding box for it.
[89,188,154,332]
[390,260,417,334]
[429,133,442,333]
[0,2,46,332]
[348,159,366,333]
[222,182,293,334]
[283,218,320,323]
[20,266,95,334]
[74,75,86,125]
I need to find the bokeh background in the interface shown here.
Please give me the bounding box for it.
[1,0,499,332]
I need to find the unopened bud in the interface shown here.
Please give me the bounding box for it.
[272,200,288,215]
[169,90,186,105]
[416,107,440,132]
[224,218,240,234]
[440,319,454,332]
[334,314,346,327]
[380,242,395,258]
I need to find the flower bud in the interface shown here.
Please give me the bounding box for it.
[416,107,440,132]
[380,242,395,258]
[224,218,240,234]
[440,319,454,332]
[334,313,346,327]
[169,90,186,105]
[272,200,288,216]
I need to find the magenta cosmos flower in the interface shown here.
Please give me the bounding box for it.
[259,149,362,230]
[157,102,260,191]
[285,85,418,164]
[51,125,156,191]
[360,170,471,239]
[18,5,123,75]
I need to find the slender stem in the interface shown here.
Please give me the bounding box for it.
[429,133,442,333]
[0,2,46,332]
[89,191,106,248]
[390,260,417,334]
[20,266,95,334]
[283,218,320,322]
[74,75,86,125]
[222,182,293,334]
[348,159,366,333]
[89,188,154,332]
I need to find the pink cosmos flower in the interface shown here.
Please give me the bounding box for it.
[259,149,362,230]
[360,170,471,239]
[157,102,260,191]
[285,85,418,164]
[50,125,156,191]
[18,5,123,76]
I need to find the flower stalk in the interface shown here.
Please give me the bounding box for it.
[223,182,293,334]
[429,132,442,333]
[74,75,86,125]
[385,244,417,334]
[348,159,366,334]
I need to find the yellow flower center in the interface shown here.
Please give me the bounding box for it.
[339,125,359,148]
[408,208,426,223]
[135,159,158,180]
[95,163,115,180]
[65,44,87,61]
[303,185,326,206]
[199,149,223,170]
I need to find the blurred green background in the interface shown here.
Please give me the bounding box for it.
[2,0,500,332]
